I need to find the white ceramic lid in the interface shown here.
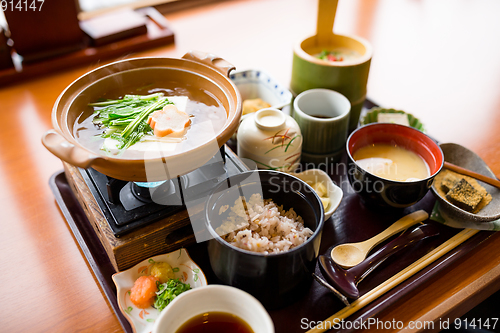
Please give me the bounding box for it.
[237,108,302,158]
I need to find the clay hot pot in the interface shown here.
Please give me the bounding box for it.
[42,51,242,182]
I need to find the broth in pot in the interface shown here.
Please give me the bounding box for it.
[73,82,227,160]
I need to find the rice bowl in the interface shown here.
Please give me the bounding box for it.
[205,170,325,309]
[216,194,313,254]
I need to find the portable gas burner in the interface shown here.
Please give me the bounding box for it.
[63,145,249,271]
[80,146,230,237]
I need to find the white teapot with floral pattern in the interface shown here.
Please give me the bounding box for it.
[237,108,302,172]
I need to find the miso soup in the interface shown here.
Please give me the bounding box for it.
[353,144,430,182]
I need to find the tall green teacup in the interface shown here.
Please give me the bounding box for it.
[293,88,350,164]
[291,34,372,131]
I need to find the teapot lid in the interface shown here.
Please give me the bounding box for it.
[254,108,286,131]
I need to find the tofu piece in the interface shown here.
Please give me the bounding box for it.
[445,178,484,212]
[377,113,410,126]
[165,96,188,113]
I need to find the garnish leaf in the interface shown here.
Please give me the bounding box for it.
[153,279,191,311]
[89,93,173,152]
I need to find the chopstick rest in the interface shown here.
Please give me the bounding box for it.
[318,223,440,299]
[312,273,350,306]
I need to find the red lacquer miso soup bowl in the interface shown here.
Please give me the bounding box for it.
[346,123,444,208]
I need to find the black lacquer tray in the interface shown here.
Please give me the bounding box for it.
[50,160,493,333]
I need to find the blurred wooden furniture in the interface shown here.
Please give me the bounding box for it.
[3,0,85,62]
[79,8,148,46]
[0,27,14,69]
[0,7,174,86]
[1,0,499,332]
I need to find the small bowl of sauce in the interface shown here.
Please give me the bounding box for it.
[152,285,274,333]
[176,311,254,333]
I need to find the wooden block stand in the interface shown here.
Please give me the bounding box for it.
[64,162,193,271]
[63,146,247,271]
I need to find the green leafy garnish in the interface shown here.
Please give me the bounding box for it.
[318,50,330,60]
[90,93,173,152]
[153,279,191,311]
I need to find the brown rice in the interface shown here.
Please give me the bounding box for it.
[215,193,313,254]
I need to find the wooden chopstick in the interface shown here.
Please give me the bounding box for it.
[444,161,500,189]
[306,228,479,333]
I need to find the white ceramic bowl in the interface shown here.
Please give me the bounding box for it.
[152,285,275,333]
[230,69,293,113]
[292,169,343,220]
[112,248,207,333]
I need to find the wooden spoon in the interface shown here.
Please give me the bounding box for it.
[330,210,429,268]
[444,161,500,189]
[316,0,339,46]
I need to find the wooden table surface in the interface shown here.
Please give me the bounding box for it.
[1,0,500,332]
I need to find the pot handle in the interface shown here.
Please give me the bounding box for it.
[42,129,99,169]
[182,51,235,77]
